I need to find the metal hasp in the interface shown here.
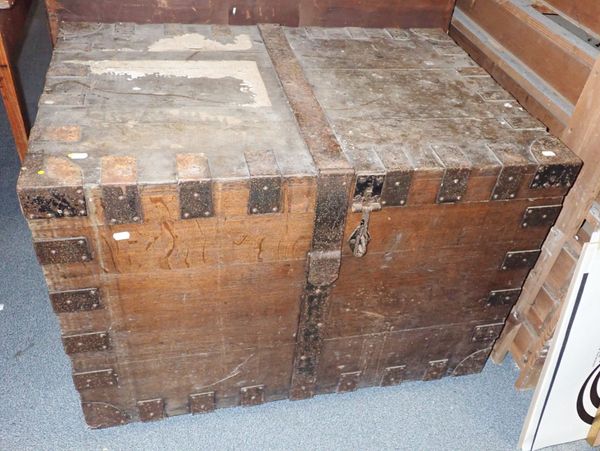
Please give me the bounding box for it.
[381,365,407,386]
[486,288,522,307]
[472,323,504,343]
[491,166,525,200]
[34,237,92,265]
[423,359,449,380]
[50,288,102,313]
[381,170,412,206]
[62,331,110,355]
[337,371,361,393]
[521,205,562,228]
[73,369,118,390]
[19,186,87,219]
[500,249,541,270]
[179,180,213,219]
[531,163,580,189]
[102,185,143,225]
[82,402,129,429]
[137,398,165,422]
[240,385,265,406]
[246,149,282,215]
[352,174,384,210]
[189,392,215,414]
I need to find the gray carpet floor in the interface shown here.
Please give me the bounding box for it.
[0,2,590,450]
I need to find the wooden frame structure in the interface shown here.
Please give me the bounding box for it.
[38,0,600,399]
[450,1,600,391]
[0,0,33,161]
[44,0,457,44]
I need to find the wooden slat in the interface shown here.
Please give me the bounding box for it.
[45,0,457,43]
[0,0,32,161]
[543,0,600,38]
[450,9,570,135]
[455,0,597,106]
[492,57,600,364]
[589,407,600,447]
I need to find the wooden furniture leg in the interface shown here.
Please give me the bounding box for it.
[0,35,28,161]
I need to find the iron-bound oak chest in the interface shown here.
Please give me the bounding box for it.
[18,23,581,428]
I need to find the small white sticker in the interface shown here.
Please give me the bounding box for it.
[504,102,513,108]
[542,150,557,157]
[132,86,141,91]
[67,152,89,160]
[232,6,237,15]
[112,231,130,241]
[0,304,4,311]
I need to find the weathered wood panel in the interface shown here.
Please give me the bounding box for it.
[455,0,596,106]
[45,0,457,43]
[0,0,33,160]
[449,9,571,135]
[491,59,600,389]
[543,0,600,37]
[19,23,582,428]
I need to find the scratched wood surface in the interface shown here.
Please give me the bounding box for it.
[44,0,457,43]
[18,23,581,427]
[283,26,581,396]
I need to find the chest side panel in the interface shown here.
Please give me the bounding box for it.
[283,27,581,392]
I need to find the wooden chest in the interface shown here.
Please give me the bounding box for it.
[18,23,581,428]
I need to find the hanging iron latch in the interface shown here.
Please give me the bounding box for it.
[348,175,384,257]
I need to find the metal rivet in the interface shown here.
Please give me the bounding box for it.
[118,195,125,201]
[456,196,461,200]
[81,255,88,261]
[78,199,85,205]
[183,212,190,218]
[193,192,200,198]
[523,223,528,227]
[439,196,445,201]
[272,207,278,212]
[110,218,117,223]
[133,216,140,222]
[66,300,72,304]
[542,214,547,219]
[381,201,387,205]
[78,240,84,244]
[453,179,459,184]
[493,194,499,199]
[509,194,515,198]
[50,249,57,255]
[508,176,514,181]
[252,207,258,213]
[502,266,507,270]
[46,213,54,218]
[76,189,83,194]
[92,303,98,308]
[400,200,406,205]
[79,210,86,215]
[394,181,401,186]
[263,186,269,191]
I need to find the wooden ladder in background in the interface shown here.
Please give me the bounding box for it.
[491,57,600,386]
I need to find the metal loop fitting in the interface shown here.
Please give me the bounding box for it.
[349,208,372,257]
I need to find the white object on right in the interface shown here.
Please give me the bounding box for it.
[520,230,600,450]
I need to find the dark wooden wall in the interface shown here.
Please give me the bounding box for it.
[46,0,457,41]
